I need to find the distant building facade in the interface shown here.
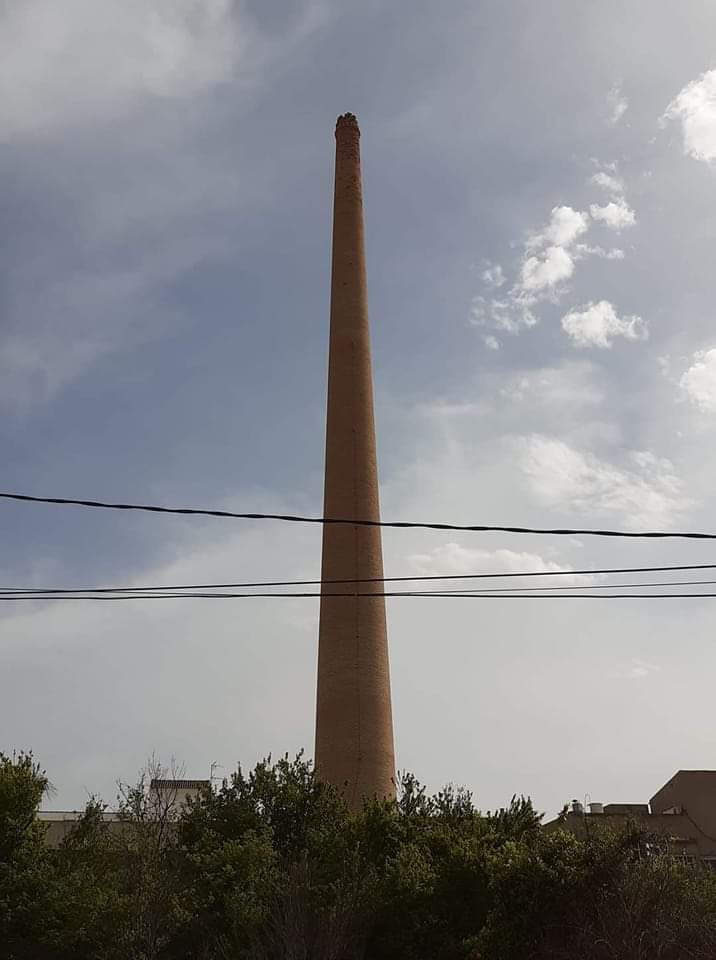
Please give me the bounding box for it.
[38,809,121,848]
[39,778,209,848]
[545,770,716,864]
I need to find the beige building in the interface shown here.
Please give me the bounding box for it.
[38,809,122,848]
[546,770,716,864]
[39,778,209,847]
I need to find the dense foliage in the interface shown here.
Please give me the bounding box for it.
[2,751,716,959]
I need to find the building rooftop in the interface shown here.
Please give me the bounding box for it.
[149,779,210,791]
[545,770,716,862]
[37,810,120,821]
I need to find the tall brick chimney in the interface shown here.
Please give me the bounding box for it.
[314,114,396,809]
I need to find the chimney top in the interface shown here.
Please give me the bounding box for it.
[335,113,360,137]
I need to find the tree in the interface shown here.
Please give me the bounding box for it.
[0,751,56,959]
[107,756,194,960]
[480,821,716,960]
[176,753,355,958]
[5,750,716,960]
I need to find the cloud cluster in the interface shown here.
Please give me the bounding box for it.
[664,69,716,164]
[588,165,636,230]
[561,300,647,349]
[521,206,589,293]
[519,435,685,529]
[471,206,593,340]
[589,198,636,230]
[472,166,637,347]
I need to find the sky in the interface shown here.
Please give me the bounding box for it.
[3,0,716,818]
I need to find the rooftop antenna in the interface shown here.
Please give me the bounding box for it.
[209,761,223,791]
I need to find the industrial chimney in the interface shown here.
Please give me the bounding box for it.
[314,114,396,810]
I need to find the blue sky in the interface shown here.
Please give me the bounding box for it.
[3,0,716,815]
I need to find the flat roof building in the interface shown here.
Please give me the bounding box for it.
[545,770,716,864]
[40,778,209,847]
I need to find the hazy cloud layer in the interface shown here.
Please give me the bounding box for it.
[519,436,685,529]
[4,0,716,822]
[409,542,572,577]
[0,0,249,139]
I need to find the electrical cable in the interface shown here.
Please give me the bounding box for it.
[3,562,716,596]
[2,491,716,540]
[3,590,716,601]
[7,575,716,599]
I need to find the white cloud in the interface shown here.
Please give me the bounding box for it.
[664,69,716,163]
[680,348,716,411]
[588,166,634,235]
[591,171,624,196]
[589,198,636,230]
[469,295,536,334]
[607,83,628,125]
[561,301,647,349]
[471,207,589,335]
[408,542,573,578]
[614,658,661,681]
[527,206,590,251]
[518,206,590,295]
[482,263,505,288]
[499,362,604,409]
[519,435,686,529]
[472,191,631,337]
[575,244,625,260]
[521,244,576,292]
[483,334,500,350]
[0,0,251,139]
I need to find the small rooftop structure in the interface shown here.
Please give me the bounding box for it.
[149,779,210,792]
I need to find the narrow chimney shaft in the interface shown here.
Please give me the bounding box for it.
[314,115,396,809]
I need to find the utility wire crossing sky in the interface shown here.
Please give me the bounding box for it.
[3,491,716,540]
[4,560,716,593]
[4,589,716,601]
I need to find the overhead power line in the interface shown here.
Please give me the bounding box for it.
[1,491,715,540]
[4,562,716,596]
[4,589,716,601]
[386,578,716,594]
